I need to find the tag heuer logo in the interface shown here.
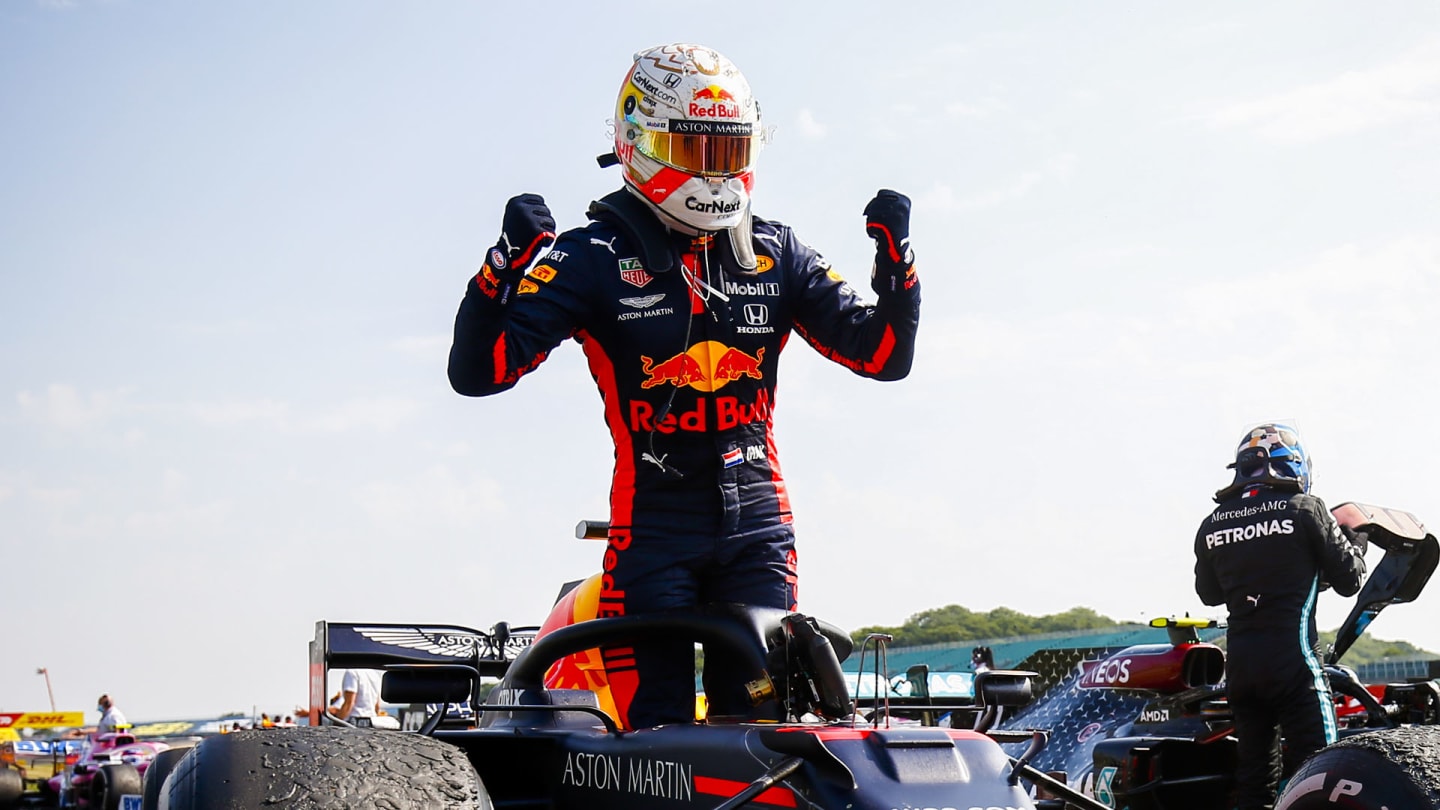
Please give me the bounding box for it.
[619,258,652,288]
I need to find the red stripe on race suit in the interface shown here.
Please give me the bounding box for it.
[488,332,549,387]
[763,360,796,608]
[580,331,643,729]
[682,254,705,314]
[765,335,793,523]
[862,324,897,374]
[580,332,635,529]
[795,323,898,377]
[491,334,508,386]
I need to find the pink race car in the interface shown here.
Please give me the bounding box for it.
[46,732,167,809]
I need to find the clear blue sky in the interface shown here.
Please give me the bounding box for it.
[4,1,1439,721]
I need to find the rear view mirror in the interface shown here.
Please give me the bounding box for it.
[974,670,1037,708]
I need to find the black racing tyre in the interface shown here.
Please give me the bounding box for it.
[0,768,23,809]
[159,727,490,809]
[142,746,192,810]
[92,763,144,810]
[1276,726,1440,810]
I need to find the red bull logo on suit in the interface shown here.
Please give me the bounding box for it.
[633,341,772,434]
[628,390,773,434]
[638,341,764,391]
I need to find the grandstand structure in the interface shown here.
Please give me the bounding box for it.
[847,624,1221,680]
[1355,657,1440,683]
[846,624,1440,689]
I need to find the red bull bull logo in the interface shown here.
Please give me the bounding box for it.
[638,341,764,391]
[689,85,741,119]
[714,346,764,382]
[639,352,707,389]
[692,85,736,103]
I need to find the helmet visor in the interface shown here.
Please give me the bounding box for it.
[635,130,755,177]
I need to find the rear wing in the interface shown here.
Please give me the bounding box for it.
[1328,502,1439,665]
[307,620,538,726]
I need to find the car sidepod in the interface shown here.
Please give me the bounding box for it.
[495,723,1035,810]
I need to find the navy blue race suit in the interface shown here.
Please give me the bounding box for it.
[449,203,920,728]
[1194,486,1365,810]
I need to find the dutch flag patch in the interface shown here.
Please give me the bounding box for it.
[722,448,744,468]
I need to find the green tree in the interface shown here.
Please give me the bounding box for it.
[852,604,1130,647]
[1319,630,1433,665]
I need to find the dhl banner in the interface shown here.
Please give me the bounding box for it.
[0,711,86,729]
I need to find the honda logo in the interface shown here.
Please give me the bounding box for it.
[743,304,769,326]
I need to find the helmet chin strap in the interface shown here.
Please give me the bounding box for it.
[726,203,758,276]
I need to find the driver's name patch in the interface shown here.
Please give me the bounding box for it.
[560,752,693,801]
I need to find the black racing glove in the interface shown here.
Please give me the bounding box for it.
[864,189,918,295]
[1342,525,1370,558]
[494,193,557,278]
[474,194,557,303]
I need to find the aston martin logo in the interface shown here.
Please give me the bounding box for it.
[354,626,488,658]
[620,294,666,309]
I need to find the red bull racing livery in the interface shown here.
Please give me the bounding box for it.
[450,205,920,727]
[450,209,918,545]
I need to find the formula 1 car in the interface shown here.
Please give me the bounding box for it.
[139,541,1114,809]
[0,738,83,809]
[44,731,166,809]
[994,501,1440,810]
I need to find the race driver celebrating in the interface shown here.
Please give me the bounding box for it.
[449,43,921,729]
[1194,423,1366,810]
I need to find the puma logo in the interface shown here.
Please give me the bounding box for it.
[591,236,618,254]
[1246,594,1261,607]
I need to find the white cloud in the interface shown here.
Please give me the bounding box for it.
[1203,39,1440,142]
[310,396,422,432]
[353,464,506,529]
[920,153,1077,213]
[943,98,1008,119]
[916,234,1440,386]
[25,486,84,508]
[16,384,130,431]
[795,108,827,139]
[391,334,451,361]
[190,398,291,427]
[121,500,235,538]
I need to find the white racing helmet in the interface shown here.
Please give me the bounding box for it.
[613,43,761,232]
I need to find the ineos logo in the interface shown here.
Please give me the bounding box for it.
[1087,657,1132,685]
